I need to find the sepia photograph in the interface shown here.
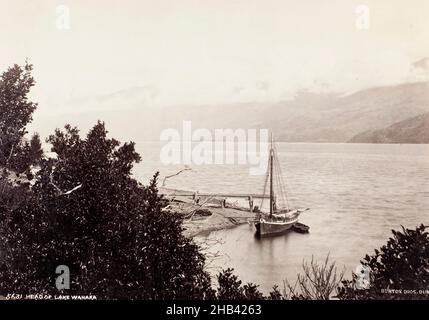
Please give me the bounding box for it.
[0,0,428,314]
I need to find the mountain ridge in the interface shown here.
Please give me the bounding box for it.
[30,81,429,144]
[349,112,429,144]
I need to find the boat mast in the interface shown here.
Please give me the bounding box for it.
[269,133,274,218]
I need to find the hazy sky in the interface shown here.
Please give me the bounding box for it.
[1,0,428,113]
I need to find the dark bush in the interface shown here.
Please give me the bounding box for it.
[337,224,429,300]
[0,63,215,300]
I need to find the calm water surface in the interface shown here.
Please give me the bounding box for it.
[134,142,429,293]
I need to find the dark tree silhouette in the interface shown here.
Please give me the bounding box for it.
[338,224,429,300]
[216,268,266,300]
[0,122,215,299]
[0,63,43,253]
[0,62,41,175]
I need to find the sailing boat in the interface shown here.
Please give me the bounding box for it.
[254,134,309,237]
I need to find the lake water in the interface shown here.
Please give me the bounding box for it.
[133,142,429,293]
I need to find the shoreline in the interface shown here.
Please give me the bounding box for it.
[182,204,255,237]
[160,186,256,237]
[185,210,254,237]
[161,191,255,237]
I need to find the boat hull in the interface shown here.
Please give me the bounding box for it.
[255,218,298,237]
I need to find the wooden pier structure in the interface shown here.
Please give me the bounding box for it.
[160,187,269,199]
[159,187,268,212]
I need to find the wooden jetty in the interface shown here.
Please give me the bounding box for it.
[160,187,269,199]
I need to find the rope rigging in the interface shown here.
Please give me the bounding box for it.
[260,137,290,212]
[260,158,270,210]
[273,142,290,211]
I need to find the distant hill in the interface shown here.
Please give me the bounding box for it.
[30,81,429,143]
[349,112,429,144]
[260,81,429,142]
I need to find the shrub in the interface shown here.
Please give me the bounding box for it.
[284,255,344,300]
[337,225,429,300]
[0,122,217,299]
[216,268,284,300]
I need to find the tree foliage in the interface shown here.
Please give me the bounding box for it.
[0,62,42,175]
[338,225,429,300]
[0,122,216,299]
[216,268,283,300]
[0,63,215,299]
[0,63,42,248]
